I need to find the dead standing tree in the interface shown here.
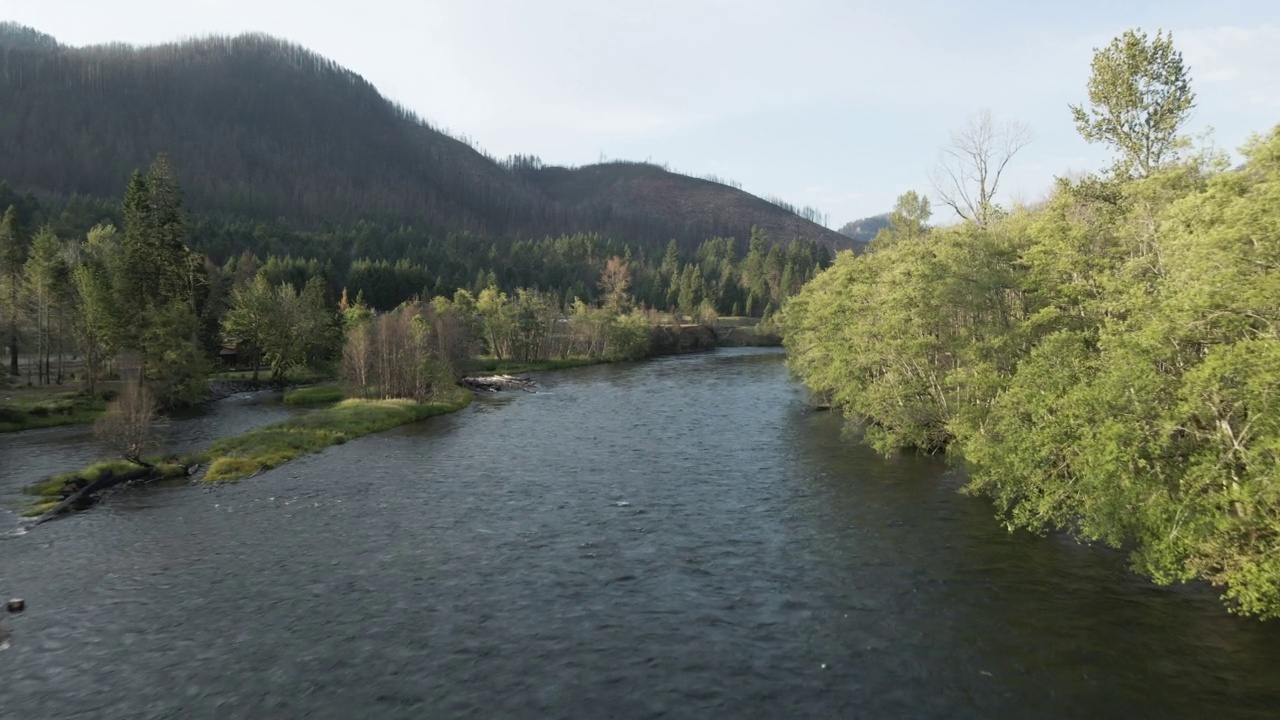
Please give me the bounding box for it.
[931,110,1032,226]
[94,376,158,467]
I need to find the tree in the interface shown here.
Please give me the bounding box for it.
[223,275,337,382]
[24,226,70,384]
[0,205,23,375]
[931,110,1032,225]
[875,191,932,247]
[116,170,152,333]
[1070,29,1196,178]
[141,300,208,405]
[599,256,632,310]
[94,376,157,466]
[73,224,124,392]
[222,275,275,381]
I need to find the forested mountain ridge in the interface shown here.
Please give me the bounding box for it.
[0,24,852,255]
[522,161,854,255]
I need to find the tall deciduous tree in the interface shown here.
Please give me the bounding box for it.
[1070,29,1195,178]
[931,110,1032,225]
[73,224,124,392]
[24,225,70,384]
[0,205,23,375]
[875,191,932,247]
[222,274,275,382]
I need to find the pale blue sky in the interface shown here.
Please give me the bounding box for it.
[3,0,1277,225]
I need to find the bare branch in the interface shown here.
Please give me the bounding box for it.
[931,109,1032,226]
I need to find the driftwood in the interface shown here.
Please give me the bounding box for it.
[462,375,538,393]
[32,462,195,526]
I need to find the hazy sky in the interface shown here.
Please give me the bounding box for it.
[4,0,1277,225]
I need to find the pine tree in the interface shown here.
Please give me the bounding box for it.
[117,170,152,332]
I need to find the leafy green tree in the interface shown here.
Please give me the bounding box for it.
[1070,29,1195,177]
[222,275,276,381]
[787,125,1280,618]
[875,190,932,247]
[72,224,124,391]
[223,275,337,382]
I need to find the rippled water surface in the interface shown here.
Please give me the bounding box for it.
[3,349,1279,719]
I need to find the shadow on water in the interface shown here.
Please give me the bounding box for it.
[785,406,1280,719]
[3,348,1279,719]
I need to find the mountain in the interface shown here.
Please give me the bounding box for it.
[837,214,890,245]
[522,161,852,255]
[0,25,854,256]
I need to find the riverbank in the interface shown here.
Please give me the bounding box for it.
[0,387,108,433]
[20,385,473,518]
[459,317,780,378]
[200,388,472,481]
[1,366,337,433]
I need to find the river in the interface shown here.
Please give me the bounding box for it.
[2,348,1279,718]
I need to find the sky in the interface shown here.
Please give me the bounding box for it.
[3,0,1278,226]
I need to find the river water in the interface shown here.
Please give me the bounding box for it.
[2,348,1279,719]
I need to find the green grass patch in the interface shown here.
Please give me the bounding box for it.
[463,357,606,375]
[25,459,140,496]
[203,388,472,482]
[22,500,61,518]
[283,383,346,407]
[21,457,187,517]
[14,385,471,519]
[0,390,108,433]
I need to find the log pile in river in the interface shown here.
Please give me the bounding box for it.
[462,375,538,393]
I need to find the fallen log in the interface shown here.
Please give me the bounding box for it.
[462,375,538,393]
[33,465,161,526]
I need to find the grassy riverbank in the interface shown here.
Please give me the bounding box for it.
[0,388,108,433]
[21,385,473,519]
[282,383,345,407]
[201,387,472,481]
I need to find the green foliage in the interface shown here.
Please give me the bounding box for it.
[1070,29,1195,178]
[786,126,1280,617]
[141,300,210,406]
[223,274,340,382]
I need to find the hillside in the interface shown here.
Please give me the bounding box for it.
[0,24,853,255]
[525,162,853,254]
[837,214,889,245]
